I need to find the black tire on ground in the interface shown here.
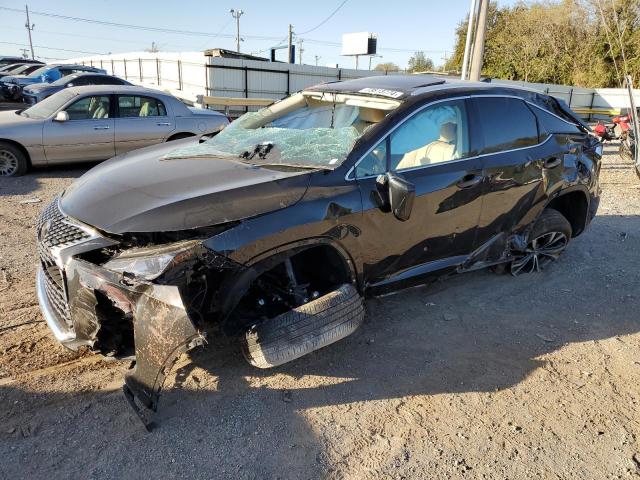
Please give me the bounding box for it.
[509,208,572,275]
[0,141,28,176]
[241,283,365,369]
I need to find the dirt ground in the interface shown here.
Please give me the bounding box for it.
[0,141,639,479]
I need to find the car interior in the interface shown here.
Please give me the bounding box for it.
[118,96,166,117]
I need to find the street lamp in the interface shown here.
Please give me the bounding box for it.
[229,9,244,53]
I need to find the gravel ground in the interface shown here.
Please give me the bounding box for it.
[0,143,639,479]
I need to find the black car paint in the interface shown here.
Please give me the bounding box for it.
[44,78,601,424]
[22,74,132,104]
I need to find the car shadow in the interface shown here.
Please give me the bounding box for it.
[0,213,637,477]
[0,164,93,196]
[167,211,639,411]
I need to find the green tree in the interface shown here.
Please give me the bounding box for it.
[374,62,401,73]
[445,0,640,88]
[407,52,434,73]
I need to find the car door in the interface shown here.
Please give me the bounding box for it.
[353,98,486,286]
[468,96,555,245]
[114,94,174,154]
[43,94,115,163]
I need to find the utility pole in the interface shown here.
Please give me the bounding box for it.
[229,9,244,53]
[469,0,488,81]
[19,48,29,59]
[297,39,304,64]
[461,0,477,80]
[441,51,449,72]
[25,4,35,59]
[314,55,321,66]
[287,24,294,64]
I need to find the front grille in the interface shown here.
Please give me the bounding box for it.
[36,198,92,328]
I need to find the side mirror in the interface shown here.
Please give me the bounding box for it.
[54,111,69,122]
[386,172,415,221]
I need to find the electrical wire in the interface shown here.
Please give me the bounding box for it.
[0,6,282,41]
[0,41,105,55]
[296,0,349,35]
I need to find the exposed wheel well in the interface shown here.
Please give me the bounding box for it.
[0,138,31,167]
[222,244,355,336]
[545,191,589,237]
[167,132,195,142]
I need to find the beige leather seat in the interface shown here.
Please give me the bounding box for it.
[396,122,457,170]
[92,100,109,119]
[139,99,157,117]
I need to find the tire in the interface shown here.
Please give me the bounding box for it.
[0,142,28,177]
[241,283,365,369]
[508,208,572,276]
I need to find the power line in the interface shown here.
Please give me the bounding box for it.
[296,0,349,35]
[0,6,282,41]
[0,40,105,55]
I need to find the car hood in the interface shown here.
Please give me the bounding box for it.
[60,140,312,234]
[23,83,54,94]
[0,109,41,127]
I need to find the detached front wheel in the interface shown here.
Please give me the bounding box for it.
[509,208,572,276]
[241,283,364,369]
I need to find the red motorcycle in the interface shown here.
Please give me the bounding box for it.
[594,113,631,141]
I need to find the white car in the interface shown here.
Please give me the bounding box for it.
[0,85,229,176]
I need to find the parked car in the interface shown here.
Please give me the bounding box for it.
[0,63,44,76]
[0,56,43,69]
[1,64,106,101]
[33,75,601,425]
[22,73,132,104]
[0,85,228,176]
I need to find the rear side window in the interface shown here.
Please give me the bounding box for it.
[117,95,167,117]
[96,77,125,85]
[471,97,539,155]
[531,105,582,135]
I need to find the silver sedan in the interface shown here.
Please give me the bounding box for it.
[0,85,229,176]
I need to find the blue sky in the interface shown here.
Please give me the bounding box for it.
[0,0,518,69]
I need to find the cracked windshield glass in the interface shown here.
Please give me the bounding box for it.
[165,93,387,168]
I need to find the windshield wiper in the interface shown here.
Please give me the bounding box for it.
[240,142,274,160]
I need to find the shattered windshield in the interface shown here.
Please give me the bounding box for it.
[165,93,393,169]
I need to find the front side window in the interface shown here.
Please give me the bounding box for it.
[390,99,470,171]
[471,97,539,154]
[118,95,167,117]
[355,138,387,178]
[66,95,111,120]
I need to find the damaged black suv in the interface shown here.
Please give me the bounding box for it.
[36,75,601,424]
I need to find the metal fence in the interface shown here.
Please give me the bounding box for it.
[69,51,640,118]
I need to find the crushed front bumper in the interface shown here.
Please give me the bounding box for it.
[36,199,206,426]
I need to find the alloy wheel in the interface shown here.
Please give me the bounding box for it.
[510,231,568,276]
[0,149,19,176]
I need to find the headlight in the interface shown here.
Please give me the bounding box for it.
[103,240,200,280]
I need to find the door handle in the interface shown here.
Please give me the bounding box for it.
[457,173,484,189]
[543,157,562,169]
[156,122,171,126]
[93,125,110,130]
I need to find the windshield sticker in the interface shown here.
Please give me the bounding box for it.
[358,88,403,99]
